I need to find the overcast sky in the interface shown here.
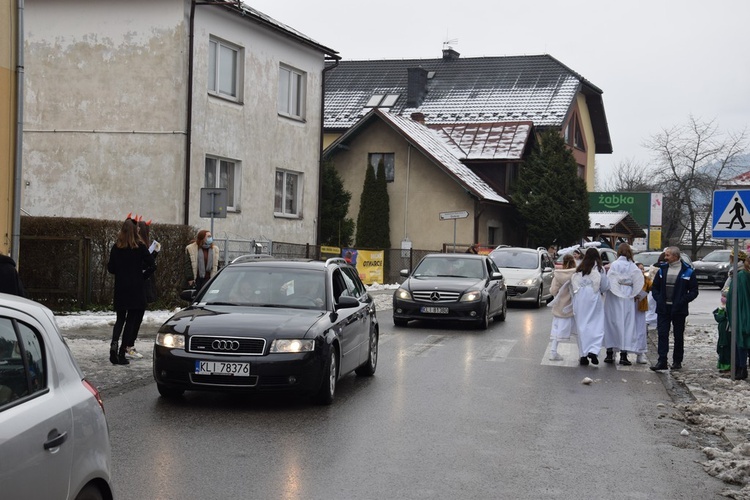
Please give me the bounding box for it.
[251,0,750,186]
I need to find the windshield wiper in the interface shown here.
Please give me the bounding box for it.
[204,301,239,306]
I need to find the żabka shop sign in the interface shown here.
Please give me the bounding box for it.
[588,192,651,227]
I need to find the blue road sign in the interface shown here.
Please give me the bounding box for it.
[712,190,750,238]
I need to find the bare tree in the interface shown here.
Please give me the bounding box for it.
[645,116,748,259]
[598,158,652,192]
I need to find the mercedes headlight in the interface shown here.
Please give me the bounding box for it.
[395,288,412,300]
[270,339,315,353]
[156,333,185,349]
[460,290,482,302]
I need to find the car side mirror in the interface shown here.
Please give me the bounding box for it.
[491,271,503,280]
[543,266,553,272]
[400,269,410,278]
[336,296,360,310]
[180,289,197,302]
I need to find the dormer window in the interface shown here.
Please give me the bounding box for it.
[364,94,400,110]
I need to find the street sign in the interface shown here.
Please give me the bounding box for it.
[712,190,750,238]
[439,210,469,220]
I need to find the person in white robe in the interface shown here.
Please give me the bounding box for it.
[570,247,610,366]
[632,263,651,363]
[548,254,577,360]
[602,244,645,365]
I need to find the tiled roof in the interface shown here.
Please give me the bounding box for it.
[429,121,532,160]
[725,170,750,186]
[324,53,611,153]
[324,110,509,204]
[228,3,339,58]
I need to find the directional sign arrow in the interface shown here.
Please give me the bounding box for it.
[439,210,469,220]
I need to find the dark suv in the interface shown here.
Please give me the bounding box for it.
[153,257,379,405]
[692,249,731,287]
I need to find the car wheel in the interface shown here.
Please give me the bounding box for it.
[393,317,409,327]
[157,383,184,399]
[535,287,543,308]
[75,484,104,500]
[355,327,378,376]
[314,347,338,405]
[494,296,507,322]
[477,304,490,330]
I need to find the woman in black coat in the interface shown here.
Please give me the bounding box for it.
[0,255,26,297]
[107,219,156,365]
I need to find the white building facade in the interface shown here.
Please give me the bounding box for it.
[23,0,337,243]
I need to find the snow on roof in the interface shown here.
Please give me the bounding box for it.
[377,111,509,203]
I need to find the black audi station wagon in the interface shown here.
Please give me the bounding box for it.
[153,257,378,405]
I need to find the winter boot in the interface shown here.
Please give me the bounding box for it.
[619,352,632,366]
[115,346,130,365]
[109,341,119,364]
[604,348,614,363]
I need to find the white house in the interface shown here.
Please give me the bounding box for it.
[22,0,338,244]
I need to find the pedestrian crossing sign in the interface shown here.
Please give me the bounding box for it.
[712,190,750,238]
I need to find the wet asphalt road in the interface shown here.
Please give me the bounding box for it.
[79,289,727,500]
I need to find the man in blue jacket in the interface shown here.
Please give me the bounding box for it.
[650,246,699,371]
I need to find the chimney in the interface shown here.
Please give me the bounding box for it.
[407,67,428,107]
[442,48,460,60]
[411,112,425,124]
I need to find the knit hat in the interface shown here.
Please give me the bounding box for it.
[731,249,747,261]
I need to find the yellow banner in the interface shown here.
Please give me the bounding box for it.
[649,227,662,250]
[352,249,384,285]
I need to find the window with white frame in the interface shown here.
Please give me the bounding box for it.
[368,153,395,182]
[208,37,241,100]
[274,170,301,217]
[278,65,306,119]
[205,157,239,211]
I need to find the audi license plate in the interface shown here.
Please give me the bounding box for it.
[420,306,449,314]
[195,361,250,376]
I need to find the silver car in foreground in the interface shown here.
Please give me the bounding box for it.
[0,293,113,500]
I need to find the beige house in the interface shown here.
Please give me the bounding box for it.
[324,110,522,250]
[22,0,337,244]
[323,50,612,250]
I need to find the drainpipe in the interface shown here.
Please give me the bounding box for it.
[404,144,411,239]
[11,0,24,262]
[317,57,339,246]
[183,1,197,226]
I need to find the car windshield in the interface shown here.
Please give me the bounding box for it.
[634,253,659,267]
[197,267,326,310]
[491,250,538,270]
[413,257,484,279]
[703,251,730,263]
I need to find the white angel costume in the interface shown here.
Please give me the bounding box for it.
[603,256,645,352]
[570,267,609,357]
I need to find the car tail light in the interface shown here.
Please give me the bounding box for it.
[83,379,105,414]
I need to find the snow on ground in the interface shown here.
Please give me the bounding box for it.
[52,284,750,498]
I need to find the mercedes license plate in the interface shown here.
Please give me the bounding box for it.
[420,306,449,314]
[195,361,250,376]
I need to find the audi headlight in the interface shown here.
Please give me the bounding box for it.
[270,339,315,353]
[518,277,540,286]
[395,288,412,300]
[460,290,482,302]
[156,333,185,349]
